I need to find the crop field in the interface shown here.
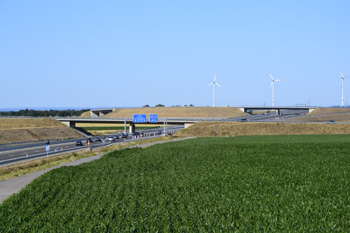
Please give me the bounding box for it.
[1,135,350,231]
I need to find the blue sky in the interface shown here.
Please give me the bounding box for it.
[0,0,349,109]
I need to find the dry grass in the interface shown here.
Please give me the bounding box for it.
[308,108,350,115]
[176,122,350,137]
[289,113,350,122]
[0,135,179,181]
[0,119,82,144]
[0,128,82,144]
[0,118,65,130]
[80,111,92,117]
[95,107,246,118]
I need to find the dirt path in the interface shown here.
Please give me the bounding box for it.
[0,137,195,204]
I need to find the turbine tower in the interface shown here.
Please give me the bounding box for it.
[268,72,282,107]
[340,70,348,107]
[207,73,222,107]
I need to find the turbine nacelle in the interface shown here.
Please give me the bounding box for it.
[340,70,348,80]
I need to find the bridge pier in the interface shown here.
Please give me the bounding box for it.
[129,123,135,134]
[61,121,76,128]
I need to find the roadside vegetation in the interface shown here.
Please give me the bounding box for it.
[175,121,350,137]
[1,135,350,231]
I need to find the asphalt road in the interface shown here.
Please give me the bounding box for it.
[0,126,183,165]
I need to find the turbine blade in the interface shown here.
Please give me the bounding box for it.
[275,79,283,82]
[207,83,213,87]
[269,82,273,89]
[216,83,222,88]
[340,70,344,78]
[214,73,216,82]
[268,72,274,80]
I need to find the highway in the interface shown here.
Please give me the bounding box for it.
[0,109,341,166]
[0,126,183,166]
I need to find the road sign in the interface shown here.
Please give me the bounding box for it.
[150,114,158,123]
[46,145,50,152]
[133,114,147,123]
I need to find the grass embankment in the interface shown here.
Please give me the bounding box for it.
[0,119,82,144]
[176,121,350,137]
[308,107,350,115]
[1,135,350,231]
[287,108,350,122]
[0,136,176,181]
[98,107,246,118]
[290,113,350,122]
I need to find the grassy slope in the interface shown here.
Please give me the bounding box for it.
[1,135,350,231]
[176,121,350,137]
[0,118,65,129]
[309,108,350,115]
[99,107,246,118]
[290,113,350,122]
[286,108,350,122]
[0,119,81,143]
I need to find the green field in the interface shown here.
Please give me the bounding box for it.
[1,135,350,231]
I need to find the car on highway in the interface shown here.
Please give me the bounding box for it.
[76,141,84,146]
[86,138,94,143]
[132,132,140,137]
[108,136,115,142]
[121,133,128,138]
[157,130,162,135]
[95,137,102,142]
[45,140,50,145]
[327,120,336,124]
[240,118,248,122]
[114,135,120,139]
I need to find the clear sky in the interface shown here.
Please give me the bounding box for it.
[1,0,349,109]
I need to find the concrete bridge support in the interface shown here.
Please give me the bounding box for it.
[61,121,76,128]
[129,123,135,134]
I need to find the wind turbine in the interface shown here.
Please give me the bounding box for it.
[268,72,283,107]
[207,73,222,107]
[340,70,348,107]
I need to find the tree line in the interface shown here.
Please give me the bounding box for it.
[0,109,90,117]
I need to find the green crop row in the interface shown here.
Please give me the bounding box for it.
[1,135,350,231]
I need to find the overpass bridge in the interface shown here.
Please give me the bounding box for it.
[238,106,316,114]
[56,117,218,133]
